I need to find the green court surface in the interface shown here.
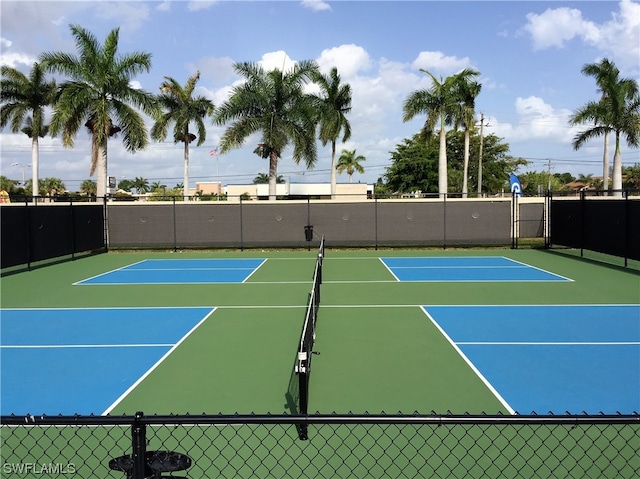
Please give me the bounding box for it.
[1,248,639,416]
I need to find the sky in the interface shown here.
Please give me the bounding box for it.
[1,0,639,192]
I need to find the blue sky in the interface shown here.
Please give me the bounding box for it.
[1,0,639,192]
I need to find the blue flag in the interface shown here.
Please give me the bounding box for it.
[509,174,523,197]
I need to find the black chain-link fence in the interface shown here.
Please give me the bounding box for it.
[2,413,638,478]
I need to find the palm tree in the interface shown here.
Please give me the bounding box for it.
[570,59,640,196]
[253,173,284,184]
[0,63,56,200]
[80,179,97,197]
[402,68,479,197]
[151,71,214,200]
[622,163,640,189]
[311,67,352,199]
[214,61,319,200]
[336,149,366,183]
[450,71,481,197]
[40,25,158,199]
[574,59,619,191]
[132,177,150,194]
[41,177,65,197]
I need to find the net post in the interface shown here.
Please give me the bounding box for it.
[298,371,309,440]
[131,411,147,479]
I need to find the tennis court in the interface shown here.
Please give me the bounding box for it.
[1,247,639,417]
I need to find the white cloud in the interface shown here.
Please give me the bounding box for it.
[524,7,599,50]
[187,1,217,12]
[411,51,473,75]
[0,51,37,68]
[492,96,576,146]
[156,1,171,12]
[188,56,236,86]
[93,2,151,32]
[317,44,372,78]
[301,0,331,12]
[523,0,639,72]
[259,51,297,72]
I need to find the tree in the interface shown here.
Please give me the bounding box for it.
[151,71,214,200]
[131,177,150,194]
[518,171,563,196]
[40,25,158,199]
[383,130,525,196]
[383,134,440,195]
[311,67,352,198]
[118,179,134,192]
[576,60,618,191]
[336,149,365,183]
[253,173,284,184]
[214,61,319,200]
[1,63,56,200]
[622,163,640,189]
[450,72,481,197]
[570,58,640,196]
[402,68,480,197]
[0,176,19,193]
[41,177,65,196]
[80,179,97,196]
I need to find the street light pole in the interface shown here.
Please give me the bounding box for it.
[476,113,490,197]
[11,162,31,186]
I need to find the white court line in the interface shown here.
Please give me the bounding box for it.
[378,257,401,281]
[391,265,529,269]
[457,341,640,346]
[243,258,268,283]
[101,307,217,416]
[501,256,574,282]
[0,344,175,349]
[73,260,148,285]
[420,306,516,415]
[117,267,258,271]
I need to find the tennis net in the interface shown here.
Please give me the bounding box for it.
[288,235,324,439]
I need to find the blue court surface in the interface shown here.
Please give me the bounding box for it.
[423,304,640,414]
[382,256,571,282]
[76,258,266,285]
[0,307,214,415]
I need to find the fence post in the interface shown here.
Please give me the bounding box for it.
[545,191,551,248]
[172,196,177,252]
[511,191,517,249]
[442,193,447,250]
[580,190,586,257]
[624,191,629,267]
[374,196,378,251]
[239,196,244,251]
[131,411,147,479]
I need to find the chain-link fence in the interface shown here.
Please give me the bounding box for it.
[2,413,638,479]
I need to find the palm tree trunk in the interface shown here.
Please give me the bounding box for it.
[462,128,470,198]
[330,141,337,200]
[269,152,278,201]
[31,136,39,200]
[183,141,190,201]
[602,131,610,192]
[438,115,447,198]
[96,142,107,200]
[612,132,623,196]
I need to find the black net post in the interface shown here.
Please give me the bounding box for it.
[132,411,147,479]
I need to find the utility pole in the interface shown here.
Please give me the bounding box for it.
[477,113,486,196]
[547,158,552,193]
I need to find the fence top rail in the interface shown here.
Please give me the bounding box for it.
[2,412,638,427]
